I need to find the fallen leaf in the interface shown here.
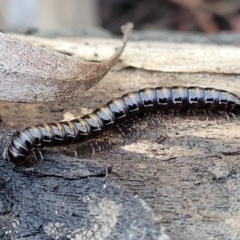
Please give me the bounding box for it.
[0,22,133,103]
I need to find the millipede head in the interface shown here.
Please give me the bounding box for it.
[8,144,30,165]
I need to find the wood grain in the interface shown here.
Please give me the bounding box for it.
[15,34,240,74]
[1,30,240,240]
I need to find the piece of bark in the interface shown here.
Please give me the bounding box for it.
[0,127,169,240]
[0,23,133,103]
[14,34,240,74]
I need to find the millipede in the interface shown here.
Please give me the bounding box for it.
[8,86,240,166]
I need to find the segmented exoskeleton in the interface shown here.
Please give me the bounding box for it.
[8,86,240,165]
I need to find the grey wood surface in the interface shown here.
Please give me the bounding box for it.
[0,124,169,240]
[1,30,240,240]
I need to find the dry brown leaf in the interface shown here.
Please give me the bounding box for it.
[0,22,133,103]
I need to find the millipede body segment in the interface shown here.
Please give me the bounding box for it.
[8,86,240,165]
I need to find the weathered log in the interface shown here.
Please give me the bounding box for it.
[1,29,240,240]
[0,125,169,239]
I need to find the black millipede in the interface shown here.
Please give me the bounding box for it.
[8,86,240,166]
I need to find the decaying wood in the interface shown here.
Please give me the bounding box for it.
[48,69,240,240]
[1,30,240,240]
[0,128,169,240]
[13,34,240,74]
[0,22,133,103]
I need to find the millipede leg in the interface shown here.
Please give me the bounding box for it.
[161,115,166,126]
[117,125,126,137]
[229,112,236,120]
[94,141,102,151]
[38,150,43,160]
[2,147,7,160]
[32,151,37,160]
[89,142,95,155]
[153,117,160,126]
